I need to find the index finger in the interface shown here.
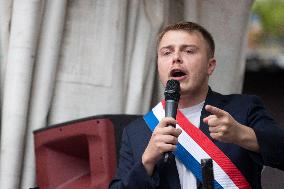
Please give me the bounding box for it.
[158,117,177,128]
[205,105,227,117]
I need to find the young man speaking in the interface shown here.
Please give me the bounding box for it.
[109,21,284,189]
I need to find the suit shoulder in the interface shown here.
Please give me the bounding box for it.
[213,91,262,104]
[124,116,149,133]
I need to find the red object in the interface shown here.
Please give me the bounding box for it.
[34,118,116,189]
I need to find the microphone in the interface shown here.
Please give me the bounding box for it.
[201,158,215,189]
[164,79,180,163]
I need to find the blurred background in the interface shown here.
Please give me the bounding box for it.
[244,0,284,130]
[244,1,284,187]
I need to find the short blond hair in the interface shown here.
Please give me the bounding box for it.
[157,21,215,58]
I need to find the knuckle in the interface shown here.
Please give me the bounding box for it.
[207,119,212,125]
[174,130,181,137]
[220,126,226,132]
[154,127,161,133]
[208,119,214,125]
[152,133,158,139]
[223,117,230,124]
[223,128,229,134]
[156,143,163,149]
[169,127,176,132]
[153,137,159,144]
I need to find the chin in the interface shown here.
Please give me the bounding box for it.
[180,88,191,96]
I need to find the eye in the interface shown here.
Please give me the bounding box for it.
[184,49,195,54]
[160,50,172,56]
[164,51,171,55]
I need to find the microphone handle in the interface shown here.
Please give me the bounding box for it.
[165,100,178,119]
[164,100,178,163]
[201,158,215,189]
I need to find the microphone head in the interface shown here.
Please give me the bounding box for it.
[164,79,180,101]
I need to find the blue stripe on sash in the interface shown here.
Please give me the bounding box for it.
[144,111,158,131]
[144,110,222,189]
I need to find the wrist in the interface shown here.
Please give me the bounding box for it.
[142,153,156,176]
[235,124,260,152]
[234,124,246,145]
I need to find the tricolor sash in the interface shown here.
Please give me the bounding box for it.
[143,101,251,189]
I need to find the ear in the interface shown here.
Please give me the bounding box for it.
[207,58,216,75]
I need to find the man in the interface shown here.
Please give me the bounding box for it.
[109,21,284,189]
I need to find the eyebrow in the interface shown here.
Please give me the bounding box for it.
[159,45,173,51]
[159,44,199,51]
[180,44,199,50]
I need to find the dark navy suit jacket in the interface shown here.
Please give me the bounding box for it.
[109,89,284,189]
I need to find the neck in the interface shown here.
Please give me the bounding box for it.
[178,86,209,109]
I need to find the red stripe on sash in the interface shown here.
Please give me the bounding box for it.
[162,100,251,189]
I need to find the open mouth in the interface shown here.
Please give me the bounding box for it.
[170,69,187,78]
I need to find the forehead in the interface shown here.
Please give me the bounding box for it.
[158,30,205,49]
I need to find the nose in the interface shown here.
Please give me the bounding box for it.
[172,52,182,64]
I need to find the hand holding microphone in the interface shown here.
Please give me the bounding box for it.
[142,80,181,175]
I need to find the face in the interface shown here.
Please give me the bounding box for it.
[157,30,216,97]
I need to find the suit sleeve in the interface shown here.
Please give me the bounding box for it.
[109,127,160,189]
[248,96,284,170]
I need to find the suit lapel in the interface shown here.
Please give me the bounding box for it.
[161,159,181,189]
